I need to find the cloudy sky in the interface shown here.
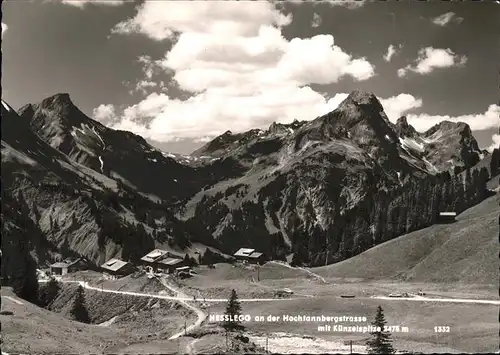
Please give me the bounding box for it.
[2,0,499,154]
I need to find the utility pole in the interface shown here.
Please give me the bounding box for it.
[184,315,187,336]
[266,334,269,353]
[225,330,228,351]
[257,264,260,281]
[350,340,352,354]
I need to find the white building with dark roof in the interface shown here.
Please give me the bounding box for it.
[233,248,266,264]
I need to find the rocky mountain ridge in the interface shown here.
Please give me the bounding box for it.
[1,90,492,272]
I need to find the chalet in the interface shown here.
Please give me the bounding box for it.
[140,249,169,270]
[50,257,88,276]
[233,248,266,265]
[140,249,187,272]
[438,212,456,223]
[100,258,136,277]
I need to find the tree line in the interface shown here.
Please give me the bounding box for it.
[293,166,491,266]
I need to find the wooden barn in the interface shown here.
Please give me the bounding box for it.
[100,258,136,277]
[50,257,89,276]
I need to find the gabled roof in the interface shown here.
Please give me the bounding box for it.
[100,258,130,272]
[140,249,169,263]
[234,248,255,257]
[50,257,86,268]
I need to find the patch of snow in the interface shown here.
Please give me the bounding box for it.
[399,137,425,153]
[98,156,104,173]
[90,125,106,148]
[288,127,294,134]
[1,100,11,112]
[423,157,439,173]
[162,152,176,159]
[384,134,390,141]
[173,179,178,182]
[148,158,157,163]
[479,153,484,160]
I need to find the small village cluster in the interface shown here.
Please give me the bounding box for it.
[48,247,267,279]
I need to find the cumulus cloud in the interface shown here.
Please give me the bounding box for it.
[407,104,500,132]
[99,1,379,141]
[431,12,464,26]
[311,13,322,28]
[383,44,402,62]
[398,47,467,77]
[134,80,158,96]
[487,134,500,153]
[58,0,126,8]
[1,22,7,39]
[112,1,292,41]
[318,0,366,9]
[95,91,427,142]
[93,104,118,125]
[379,94,423,121]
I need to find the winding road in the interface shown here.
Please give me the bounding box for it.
[38,279,299,303]
[36,267,499,354]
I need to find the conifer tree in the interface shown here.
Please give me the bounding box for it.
[71,285,90,323]
[12,250,39,304]
[366,306,396,354]
[490,148,500,176]
[223,289,244,332]
[465,168,473,206]
[39,276,61,308]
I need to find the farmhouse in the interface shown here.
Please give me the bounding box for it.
[50,257,88,276]
[140,249,187,272]
[233,248,266,264]
[140,249,169,269]
[438,211,457,223]
[100,258,136,277]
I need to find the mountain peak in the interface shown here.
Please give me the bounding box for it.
[39,93,74,109]
[424,120,471,138]
[343,90,381,108]
[395,116,418,138]
[396,116,409,126]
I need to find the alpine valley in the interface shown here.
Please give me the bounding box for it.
[2,90,498,278]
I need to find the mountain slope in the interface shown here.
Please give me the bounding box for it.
[3,89,490,272]
[18,94,201,202]
[396,117,483,173]
[1,99,194,271]
[312,193,499,284]
[179,91,490,265]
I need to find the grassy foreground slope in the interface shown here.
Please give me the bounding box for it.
[314,193,499,285]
